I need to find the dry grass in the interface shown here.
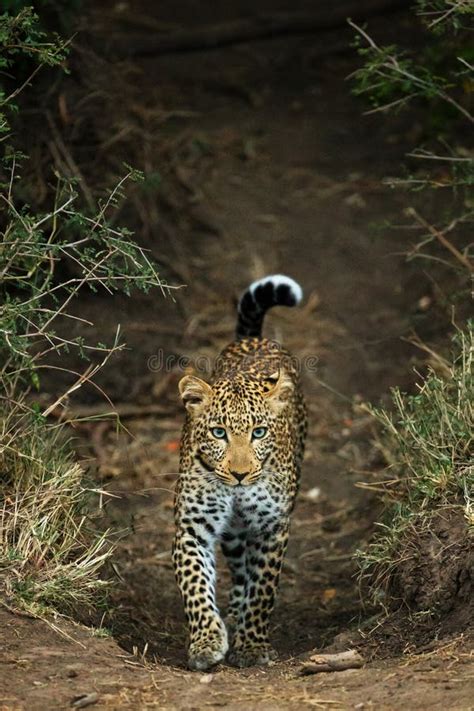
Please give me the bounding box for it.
[0,408,112,614]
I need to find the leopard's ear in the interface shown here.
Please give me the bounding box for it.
[263,370,293,414]
[179,375,212,416]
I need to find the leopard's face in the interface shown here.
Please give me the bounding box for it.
[179,373,293,487]
[198,399,274,487]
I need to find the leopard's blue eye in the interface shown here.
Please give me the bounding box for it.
[252,427,267,439]
[211,427,227,439]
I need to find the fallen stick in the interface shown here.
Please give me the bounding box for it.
[110,0,411,57]
[300,650,364,675]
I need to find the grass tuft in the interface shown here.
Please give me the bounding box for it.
[0,409,112,614]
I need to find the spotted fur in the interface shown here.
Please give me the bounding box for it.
[173,276,307,670]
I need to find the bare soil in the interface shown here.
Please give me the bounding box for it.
[2,3,472,709]
[388,509,473,624]
[1,604,472,710]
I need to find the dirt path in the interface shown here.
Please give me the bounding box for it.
[2,4,472,709]
[2,604,472,710]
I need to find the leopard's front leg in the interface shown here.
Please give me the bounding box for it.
[173,481,232,671]
[173,531,228,670]
[228,520,289,668]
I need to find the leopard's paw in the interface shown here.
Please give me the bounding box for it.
[228,643,277,668]
[188,632,228,671]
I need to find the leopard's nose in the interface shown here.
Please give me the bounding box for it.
[231,471,250,483]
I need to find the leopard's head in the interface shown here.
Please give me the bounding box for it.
[179,371,293,487]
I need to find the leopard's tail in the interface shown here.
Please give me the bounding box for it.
[236,274,303,339]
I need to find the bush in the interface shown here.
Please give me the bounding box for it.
[351,2,473,617]
[358,325,473,610]
[0,7,168,614]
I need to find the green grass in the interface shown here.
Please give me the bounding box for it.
[358,323,473,603]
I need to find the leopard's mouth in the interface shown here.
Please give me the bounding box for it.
[231,474,259,487]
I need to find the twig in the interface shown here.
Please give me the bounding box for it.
[406,208,473,273]
[2,64,42,105]
[407,149,474,162]
[402,331,451,376]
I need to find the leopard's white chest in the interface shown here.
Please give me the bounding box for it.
[228,481,286,534]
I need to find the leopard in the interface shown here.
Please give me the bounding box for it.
[173,274,307,671]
